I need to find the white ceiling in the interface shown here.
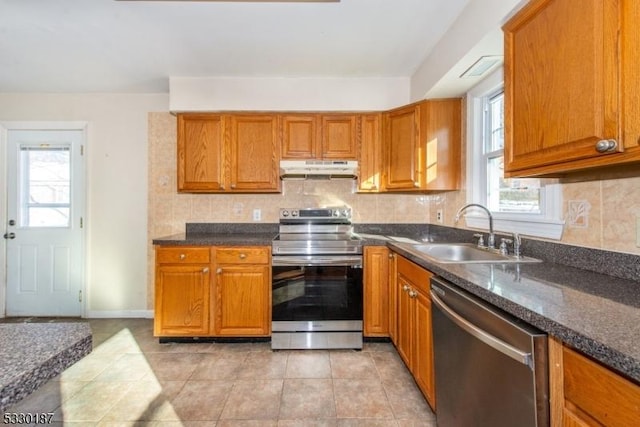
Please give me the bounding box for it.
[0,0,475,93]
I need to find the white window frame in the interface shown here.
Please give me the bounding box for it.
[465,67,564,240]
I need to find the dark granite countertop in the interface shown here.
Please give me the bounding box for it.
[152,223,640,383]
[388,241,640,383]
[153,232,276,246]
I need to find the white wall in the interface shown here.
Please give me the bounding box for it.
[410,0,526,100]
[170,77,410,111]
[0,93,168,317]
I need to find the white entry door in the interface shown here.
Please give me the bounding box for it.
[5,129,85,316]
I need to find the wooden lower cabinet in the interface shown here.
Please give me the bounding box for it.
[363,246,390,337]
[154,247,212,336]
[395,254,436,409]
[549,337,640,426]
[213,247,271,336]
[154,245,271,338]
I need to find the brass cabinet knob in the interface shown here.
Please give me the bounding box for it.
[179,254,186,260]
[239,253,247,259]
[202,267,209,274]
[216,268,222,274]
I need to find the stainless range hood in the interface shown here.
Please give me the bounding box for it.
[279,160,358,180]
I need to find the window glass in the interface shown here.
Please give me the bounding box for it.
[483,92,541,214]
[20,146,71,227]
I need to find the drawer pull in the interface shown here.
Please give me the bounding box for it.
[202,267,209,274]
[239,253,247,259]
[179,254,186,260]
[216,268,222,274]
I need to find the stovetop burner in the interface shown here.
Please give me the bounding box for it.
[272,206,362,256]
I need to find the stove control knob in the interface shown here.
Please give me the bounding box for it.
[342,209,350,217]
[333,210,340,217]
[291,210,299,217]
[282,210,289,217]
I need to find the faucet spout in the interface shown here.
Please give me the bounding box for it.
[455,203,495,249]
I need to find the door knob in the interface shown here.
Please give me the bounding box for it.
[3,232,15,239]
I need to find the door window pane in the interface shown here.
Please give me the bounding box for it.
[20,146,71,227]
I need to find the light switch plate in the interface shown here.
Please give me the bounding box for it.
[436,209,443,224]
[253,209,261,222]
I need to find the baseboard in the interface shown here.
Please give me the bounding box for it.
[85,310,154,319]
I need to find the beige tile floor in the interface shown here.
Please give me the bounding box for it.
[5,319,436,426]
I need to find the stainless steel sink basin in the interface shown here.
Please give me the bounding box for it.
[397,243,541,264]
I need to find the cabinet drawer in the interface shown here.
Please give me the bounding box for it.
[563,346,640,426]
[216,247,270,264]
[156,247,211,264]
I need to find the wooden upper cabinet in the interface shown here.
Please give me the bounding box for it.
[177,114,225,192]
[502,0,640,177]
[384,104,421,190]
[383,100,461,191]
[358,114,382,192]
[321,114,359,159]
[423,99,461,191]
[281,113,358,160]
[281,114,319,159]
[228,114,281,192]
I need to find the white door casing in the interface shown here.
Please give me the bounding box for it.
[3,125,86,316]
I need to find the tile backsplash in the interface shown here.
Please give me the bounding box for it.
[149,112,640,256]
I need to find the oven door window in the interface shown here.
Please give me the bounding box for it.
[272,265,363,322]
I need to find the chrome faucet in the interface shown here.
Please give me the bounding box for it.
[454,203,495,249]
[512,232,522,258]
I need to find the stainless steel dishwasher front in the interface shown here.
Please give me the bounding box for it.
[430,277,549,427]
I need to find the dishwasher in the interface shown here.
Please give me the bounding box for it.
[430,277,549,427]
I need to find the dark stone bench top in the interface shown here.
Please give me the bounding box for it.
[0,322,92,411]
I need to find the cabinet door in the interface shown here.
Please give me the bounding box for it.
[396,274,413,367]
[177,114,225,192]
[413,287,436,409]
[423,100,461,191]
[154,264,210,336]
[384,105,421,190]
[228,114,280,192]
[321,114,359,159]
[503,0,622,176]
[388,251,398,344]
[363,246,389,337]
[281,114,319,159]
[358,114,382,192]
[214,264,271,336]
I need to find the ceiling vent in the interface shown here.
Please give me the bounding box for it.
[460,55,503,78]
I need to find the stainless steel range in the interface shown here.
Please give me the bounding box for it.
[271,207,363,350]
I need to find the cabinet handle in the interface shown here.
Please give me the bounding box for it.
[216,268,222,274]
[179,254,186,260]
[595,139,618,153]
[388,253,395,259]
[239,253,247,260]
[414,182,420,188]
[230,184,236,189]
[202,267,209,274]
[409,290,417,298]
[402,284,410,292]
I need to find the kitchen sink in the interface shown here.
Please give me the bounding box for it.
[397,242,541,264]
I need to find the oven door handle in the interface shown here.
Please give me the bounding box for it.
[272,256,363,267]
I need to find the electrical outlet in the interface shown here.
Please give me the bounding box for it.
[436,209,443,224]
[637,216,640,247]
[253,209,261,222]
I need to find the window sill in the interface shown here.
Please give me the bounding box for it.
[464,214,564,240]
